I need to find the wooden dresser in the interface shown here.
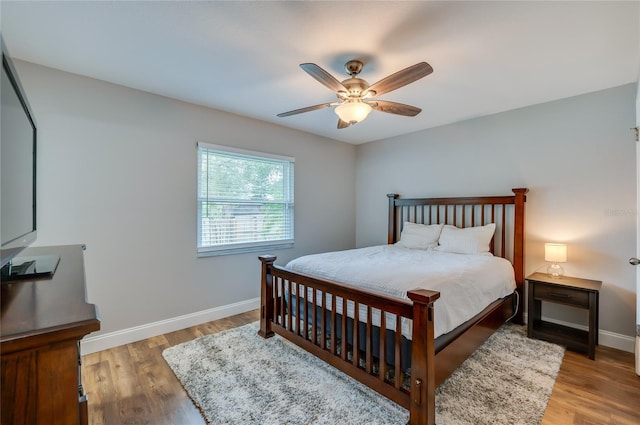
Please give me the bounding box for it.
[1,245,100,425]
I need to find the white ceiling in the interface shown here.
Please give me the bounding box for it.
[2,1,639,145]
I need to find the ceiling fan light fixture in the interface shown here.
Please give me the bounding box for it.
[334,101,372,124]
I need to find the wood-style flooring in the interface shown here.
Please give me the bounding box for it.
[82,310,640,425]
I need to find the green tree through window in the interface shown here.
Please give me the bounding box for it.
[197,143,294,255]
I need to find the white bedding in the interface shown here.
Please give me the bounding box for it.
[286,245,516,339]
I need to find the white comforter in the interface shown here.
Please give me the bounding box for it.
[286,245,516,339]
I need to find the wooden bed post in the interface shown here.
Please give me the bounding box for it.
[388,193,399,244]
[258,255,276,338]
[512,188,528,325]
[407,289,440,425]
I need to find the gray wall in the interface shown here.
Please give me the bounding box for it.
[356,84,637,339]
[12,58,638,346]
[15,60,356,336]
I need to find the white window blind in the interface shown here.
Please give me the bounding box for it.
[197,143,294,256]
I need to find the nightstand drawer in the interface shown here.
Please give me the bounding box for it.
[534,283,589,308]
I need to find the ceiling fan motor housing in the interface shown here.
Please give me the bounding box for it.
[338,77,370,100]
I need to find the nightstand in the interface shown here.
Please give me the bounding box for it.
[527,272,602,359]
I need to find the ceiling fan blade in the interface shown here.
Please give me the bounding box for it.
[369,100,422,117]
[277,103,333,117]
[300,63,348,93]
[337,118,351,129]
[365,62,433,97]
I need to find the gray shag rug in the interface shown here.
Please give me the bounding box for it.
[163,322,564,425]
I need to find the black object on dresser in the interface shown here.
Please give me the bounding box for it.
[1,245,100,425]
[527,272,601,360]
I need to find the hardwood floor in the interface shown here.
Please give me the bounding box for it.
[82,311,260,425]
[542,346,640,424]
[82,310,640,425]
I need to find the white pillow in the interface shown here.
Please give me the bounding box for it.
[436,223,496,255]
[395,222,443,250]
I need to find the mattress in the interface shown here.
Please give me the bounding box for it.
[286,245,516,339]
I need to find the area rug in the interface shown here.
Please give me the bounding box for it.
[162,322,564,425]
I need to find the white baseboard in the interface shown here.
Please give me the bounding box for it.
[524,313,636,353]
[599,327,636,354]
[80,297,260,355]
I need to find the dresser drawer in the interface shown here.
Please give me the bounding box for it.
[533,282,589,308]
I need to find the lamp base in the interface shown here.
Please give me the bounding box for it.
[547,263,564,278]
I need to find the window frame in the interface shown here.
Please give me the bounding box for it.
[196,142,295,257]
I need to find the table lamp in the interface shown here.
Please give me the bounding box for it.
[545,243,567,278]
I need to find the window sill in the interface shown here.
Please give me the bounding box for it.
[197,242,294,257]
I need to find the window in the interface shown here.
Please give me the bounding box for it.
[197,142,294,256]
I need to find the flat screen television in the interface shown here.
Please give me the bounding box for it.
[0,36,47,277]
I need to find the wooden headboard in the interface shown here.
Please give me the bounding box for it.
[387,188,528,324]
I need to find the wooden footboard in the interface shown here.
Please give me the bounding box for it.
[259,255,439,424]
[258,188,527,425]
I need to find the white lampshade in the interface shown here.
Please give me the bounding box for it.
[335,101,372,124]
[544,243,567,263]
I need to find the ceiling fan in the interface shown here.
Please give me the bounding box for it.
[277,60,433,129]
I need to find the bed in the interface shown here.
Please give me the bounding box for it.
[258,188,528,425]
